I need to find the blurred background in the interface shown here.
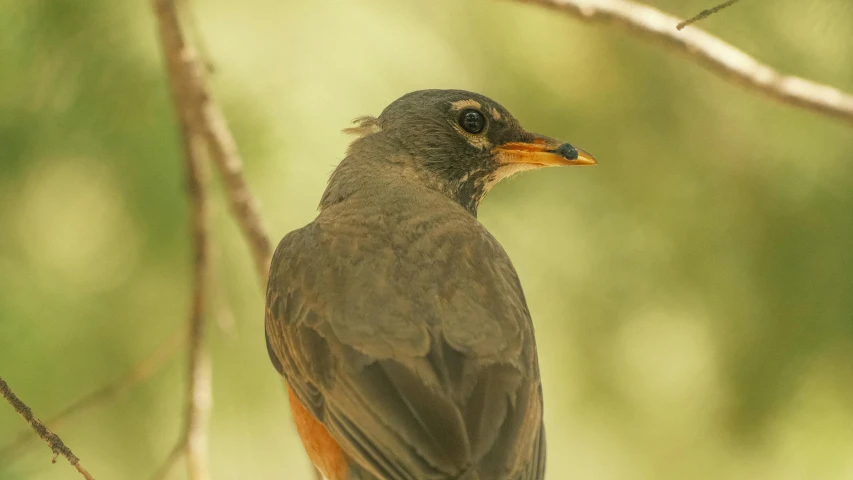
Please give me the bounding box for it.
[2,0,853,478]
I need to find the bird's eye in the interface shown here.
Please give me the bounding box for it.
[459,109,486,134]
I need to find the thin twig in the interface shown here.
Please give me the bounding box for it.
[677,0,744,30]
[0,376,96,480]
[148,437,186,480]
[517,0,853,126]
[185,168,213,480]
[0,328,184,464]
[182,0,217,73]
[198,99,273,281]
[209,223,238,337]
[167,1,274,284]
[152,0,213,479]
[164,0,276,283]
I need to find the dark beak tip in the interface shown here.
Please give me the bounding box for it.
[556,143,579,160]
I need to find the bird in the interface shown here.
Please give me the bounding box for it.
[264,89,595,480]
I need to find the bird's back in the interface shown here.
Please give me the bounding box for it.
[266,175,546,480]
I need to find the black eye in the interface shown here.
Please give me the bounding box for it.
[459,109,486,134]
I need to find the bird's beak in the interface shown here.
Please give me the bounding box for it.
[493,134,596,167]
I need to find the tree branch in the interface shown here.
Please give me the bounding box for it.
[148,1,317,479]
[148,439,186,480]
[0,376,96,480]
[517,0,853,126]
[0,328,184,464]
[198,92,273,282]
[151,0,213,478]
[184,128,213,480]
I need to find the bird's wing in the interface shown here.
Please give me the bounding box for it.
[265,212,544,480]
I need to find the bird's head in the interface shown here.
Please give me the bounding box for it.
[339,89,595,215]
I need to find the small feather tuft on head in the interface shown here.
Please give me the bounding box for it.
[342,116,382,138]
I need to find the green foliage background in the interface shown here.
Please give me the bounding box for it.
[2,0,852,478]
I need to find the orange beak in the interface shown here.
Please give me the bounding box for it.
[493,135,596,167]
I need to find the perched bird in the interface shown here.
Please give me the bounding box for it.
[265,89,595,480]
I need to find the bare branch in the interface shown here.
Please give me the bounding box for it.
[518,0,853,126]
[52,329,185,421]
[0,376,96,480]
[209,217,238,337]
[149,1,313,479]
[677,0,744,30]
[0,328,183,464]
[158,0,275,283]
[185,212,213,480]
[151,0,213,478]
[149,1,318,478]
[148,437,186,480]
[198,97,273,281]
